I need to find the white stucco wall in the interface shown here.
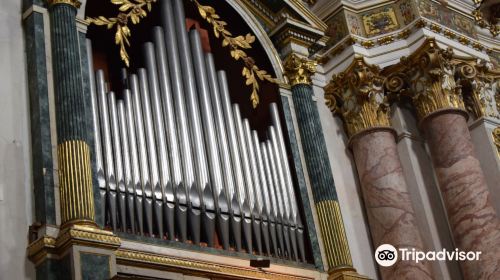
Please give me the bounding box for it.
[0,0,35,279]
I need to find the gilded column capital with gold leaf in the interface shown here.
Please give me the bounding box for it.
[455,59,500,120]
[325,56,392,141]
[283,53,317,86]
[389,39,466,122]
[47,0,81,8]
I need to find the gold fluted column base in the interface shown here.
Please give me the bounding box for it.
[316,200,352,268]
[328,267,372,280]
[316,200,372,279]
[57,140,96,227]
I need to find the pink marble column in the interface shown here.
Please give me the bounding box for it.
[351,129,434,280]
[422,112,500,280]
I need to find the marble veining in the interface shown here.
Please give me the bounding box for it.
[352,130,434,280]
[423,112,500,280]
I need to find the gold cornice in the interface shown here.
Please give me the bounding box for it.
[116,249,313,280]
[288,0,328,31]
[27,236,57,266]
[27,225,120,266]
[283,53,317,86]
[56,225,121,252]
[47,0,81,8]
[325,57,391,139]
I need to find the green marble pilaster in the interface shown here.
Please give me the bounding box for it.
[280,95,323,269]
[290,84,355,272]
[23,0,47,13]
[24,10,56,225]
[291,84,338,203]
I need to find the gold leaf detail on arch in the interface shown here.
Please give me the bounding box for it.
[86,0,156,67]
[86,0,278,108]
[193,0,277,108]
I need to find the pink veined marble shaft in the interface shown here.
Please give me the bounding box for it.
[351,129,434,280]
[423,112,500,280]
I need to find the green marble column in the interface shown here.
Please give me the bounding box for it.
[48,0,96,227]
[28,2,121,280]
[284,54,368,280]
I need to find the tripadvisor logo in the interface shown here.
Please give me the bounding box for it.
[375,244,398,267]
[374,244,482,267]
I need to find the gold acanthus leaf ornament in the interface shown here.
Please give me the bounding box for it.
[87,0,156,67]
[87,0,277,108]
[193,0,277,108]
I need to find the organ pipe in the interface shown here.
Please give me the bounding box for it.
[88,0,309,261]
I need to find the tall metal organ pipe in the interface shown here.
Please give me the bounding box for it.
[243,119,264,255]
[123,89,143,235]
[96,70,117,231]
[143,42,174,204]
[130,74,153,235]
[151,28,180,240]
[172,0,207,215]
[108,91,127,231]
[233,104,255,253]
[205,55,234,250]
[138,68,164,238]
[189,29,223,247]
[217,70,244,251]
[269,126,294,258]
[252,130,272,255]
[266,140,286,257]
[117,99,135,232]
[87,40,107,226]
[261,142,280,257]
[205,55,235,211]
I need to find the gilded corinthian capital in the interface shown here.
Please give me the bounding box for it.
[283,53,317,86]
[388,39,466,121]
[455,60,500,119]
[325,57,391,138]
[47,0,82,8]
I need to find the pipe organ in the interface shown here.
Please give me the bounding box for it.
[87,0,308,263]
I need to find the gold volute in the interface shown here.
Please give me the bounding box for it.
[325,56,391,139]
[284,53,317,86]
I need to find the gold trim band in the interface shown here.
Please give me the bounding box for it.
[47,0,82,8]
[57,140,95,225]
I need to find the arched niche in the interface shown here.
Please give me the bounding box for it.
[84,0,285,134]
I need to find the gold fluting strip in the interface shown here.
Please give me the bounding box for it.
[316,200,352,270]
[283,53,317,86]
[57,140,95,225]
[47,0,82,8]
[324,56,392,139]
